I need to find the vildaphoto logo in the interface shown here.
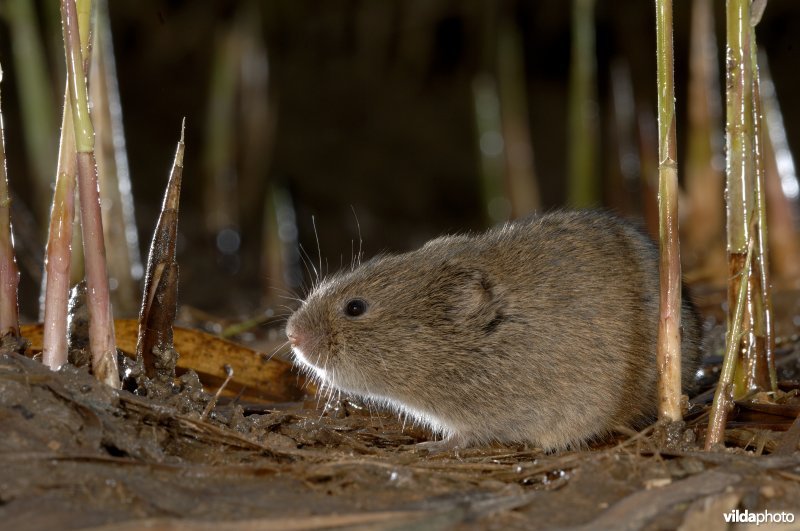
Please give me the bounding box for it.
[723,509,796,525]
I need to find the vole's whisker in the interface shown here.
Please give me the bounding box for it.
[277,294,304,304]
[319,370,341,420]
[311,215,322,284]
[296,278,311,299]
[355,365,382,429]
[297,244,319,287]
[317,383,328,414]
[266,341,289,362]
[316,360,328,408]
[264,285,298,299]
[350,205,363,268]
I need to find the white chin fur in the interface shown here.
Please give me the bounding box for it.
[291,346,329,382]
[292,348,453,439]
[376,396,451,438]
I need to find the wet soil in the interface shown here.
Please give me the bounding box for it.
[2,341,800,531]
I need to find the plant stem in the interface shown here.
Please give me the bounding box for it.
[725,0,770,397]
[91,0,141,316]
[685,0,724,276]
[42,0,94,367]
[497,14,539,217]
[4,0,58,224]
[706,233,754,448]
[473,74,508,223]
[654,0,683,422]
[760,55,800,284]
[567,0,598,207]
[0,63,21,339]
[42,90,76,370]
[749,10,777,393]
[62,0,119,388]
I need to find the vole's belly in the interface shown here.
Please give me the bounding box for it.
[370,358,659,451]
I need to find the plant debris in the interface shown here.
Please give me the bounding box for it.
[2,333,800,530]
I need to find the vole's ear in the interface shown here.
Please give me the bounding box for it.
[445,268,503,330]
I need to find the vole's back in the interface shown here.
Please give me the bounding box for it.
[457,211,700,447]
[287,210,702,451]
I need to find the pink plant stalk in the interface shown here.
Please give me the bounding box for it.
[42,96,77,369]
[62,0,119,387]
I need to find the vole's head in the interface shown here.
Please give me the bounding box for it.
[285,244,506,402]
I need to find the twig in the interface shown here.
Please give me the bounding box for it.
[201,364,234,420]
[705,233,755,448]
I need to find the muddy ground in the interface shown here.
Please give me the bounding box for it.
[2,294,800,530]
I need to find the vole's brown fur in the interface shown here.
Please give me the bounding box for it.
[286,210,702,451]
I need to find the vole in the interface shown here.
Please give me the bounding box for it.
[285,210,702,451]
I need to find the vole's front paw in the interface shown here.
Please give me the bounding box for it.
[416,435,468,455]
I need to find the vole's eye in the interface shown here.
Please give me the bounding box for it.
[344,298,368,317]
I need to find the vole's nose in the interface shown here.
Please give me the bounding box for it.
[286,331,300,346]
[285,322,305,349]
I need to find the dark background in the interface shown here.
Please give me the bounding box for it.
[1,0,799,317]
